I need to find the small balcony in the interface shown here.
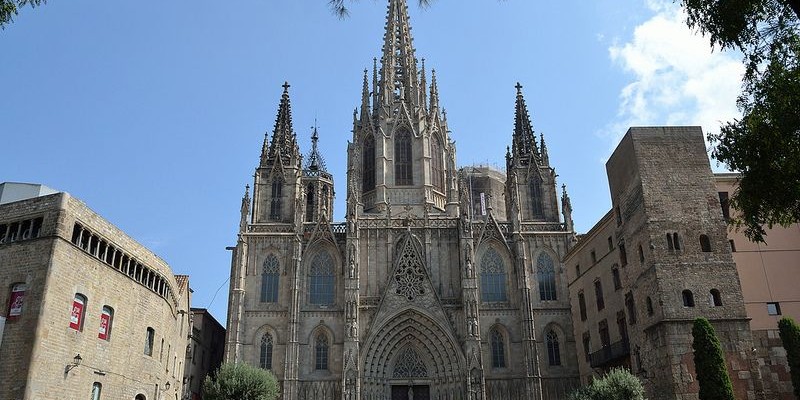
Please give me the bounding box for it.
[589,339,630,368]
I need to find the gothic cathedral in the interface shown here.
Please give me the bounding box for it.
[225,0,580,398]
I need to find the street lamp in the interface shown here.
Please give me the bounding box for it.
[64,354,82,374]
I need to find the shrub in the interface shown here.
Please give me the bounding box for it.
[567,367,646,400]
[779,317,800,399]
[203,362,279,400]
[692,318,734,400]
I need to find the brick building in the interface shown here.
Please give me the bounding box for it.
[0,183,191,400]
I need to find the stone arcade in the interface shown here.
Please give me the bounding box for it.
[223,0,580,399]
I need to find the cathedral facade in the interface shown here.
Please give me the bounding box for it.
[224,0,580,399]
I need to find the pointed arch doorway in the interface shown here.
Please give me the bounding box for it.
[361,309,466,400]
[390,347,431,400]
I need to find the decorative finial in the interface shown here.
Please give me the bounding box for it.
[282,81,290,91]
[515,82,523,93]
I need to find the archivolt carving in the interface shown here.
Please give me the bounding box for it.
[362,309,464,386]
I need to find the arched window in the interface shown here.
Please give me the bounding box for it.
[431,136,444,192]
[261,255,280,303]
[480,248,507,302]
[395,130,413,186]
[682,290,695,307]
[91,382,102,400]
[546,330,561,366]
[314,333,329,370]
[362,134,376,192]
[70,293,87,331]
[700,234,712,252]
[309,252,335,305]
[490,328,506,368]
[646,296,654,316]
[135,394,147,400]
[537,253,557,301]
[260,333,273,370]
[270,177,283,221]
[144,327,155,356]
[710,289,723,306]
[530,175,544,219]
[98,306,113,341]
[305,184,315,222]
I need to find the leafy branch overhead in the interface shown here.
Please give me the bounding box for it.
[681,0,800,243]
[328,0,432,18]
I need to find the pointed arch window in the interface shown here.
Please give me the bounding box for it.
[480,248,507,302]
[490,328,506,368]
[431,136,444,192]
[537,253,557,301]
[309,252,335,305]
[546,330,561,366]
[362,134,376,192]
[305,184,315,222]
[261,255,279,303]
[270,177,283,221]
[314,333,329,370]
[530,175,544,219]
[393,347,428,378]
[395,130,413,186]
[260,333,273,370]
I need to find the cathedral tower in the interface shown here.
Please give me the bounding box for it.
[349,0,458,216]
[226,1,580,399]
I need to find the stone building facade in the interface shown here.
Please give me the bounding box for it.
[0,183,191,400]
[223,0,581,399]
[183,308,226,400]
[564,128,762,400]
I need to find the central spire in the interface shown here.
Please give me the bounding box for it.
[380,0,420,107]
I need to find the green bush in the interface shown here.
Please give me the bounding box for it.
[203,362,279,400]
[779,317,800,399]
[567,367,646,400]
[692,318,734,400]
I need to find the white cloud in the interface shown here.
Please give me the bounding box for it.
[602,1,744,149]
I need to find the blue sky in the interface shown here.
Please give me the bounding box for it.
[1,0,741,322]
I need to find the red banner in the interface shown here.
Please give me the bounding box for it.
[98,311,110,340]
[8,284,25,317]
[69,299,84,330]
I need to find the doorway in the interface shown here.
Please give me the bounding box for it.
[391,385,430,400]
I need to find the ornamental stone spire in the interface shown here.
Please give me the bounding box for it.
[512,82,540,164]
[379,0,420,108]
[267,82,300,167]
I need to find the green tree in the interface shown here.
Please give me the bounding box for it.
[328,0,432,17]
[680,0,800,243]
[567,367,647,400]
[779,317,800,398]
[0,0,43,28]
[692,318,735,400]
[203,363,279,400]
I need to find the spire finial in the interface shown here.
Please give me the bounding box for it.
[267,82,299,167]
[429,68,440,114]
[379,0,420,107]
[511,82,539,162]
[306,123,327,172]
